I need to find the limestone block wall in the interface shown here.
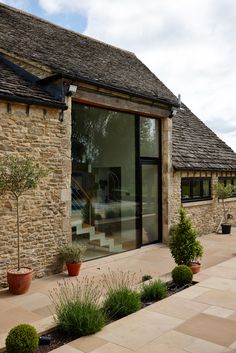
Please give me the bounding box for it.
[0,101,71,284]
[170,170,236,237]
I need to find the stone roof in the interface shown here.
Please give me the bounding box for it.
[0,60,65,108]
[172,104,236,171]
[0,3,178,106]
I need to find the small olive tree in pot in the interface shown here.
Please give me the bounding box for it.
[0,155,47,294]
[169,208,203,274]
[216,182,235,234]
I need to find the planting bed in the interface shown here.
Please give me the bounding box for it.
[35,281,196,353]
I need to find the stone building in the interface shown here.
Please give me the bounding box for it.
[0,3,236,281]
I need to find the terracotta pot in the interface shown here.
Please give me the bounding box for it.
[7,267,33,295]
[189,262,201,274]
[66,262,81,276]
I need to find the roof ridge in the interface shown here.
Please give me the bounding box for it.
[0,2,135,56]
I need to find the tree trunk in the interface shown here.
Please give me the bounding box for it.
[16,196,20,271]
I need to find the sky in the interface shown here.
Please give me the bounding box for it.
[1,0,236,151]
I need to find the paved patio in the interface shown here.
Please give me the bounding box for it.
[1,229,236,352]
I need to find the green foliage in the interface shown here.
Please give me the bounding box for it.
[102,270,141,319]
[142,274,152,282]
[0,155,47,270]
[103,287,141,319]
[60,242,87,263]
[56,301,105,337]
[51,277,105,338]
[5,324,38,353]
[172,265,193,286]
[0,155,47,198]
[216,182,235,223]
[81,201,95,225]
[141,280,168,302]
[169,208,203,266]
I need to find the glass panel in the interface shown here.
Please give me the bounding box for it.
[72,103,137,260]
[192,179,201,198]
[181,180,191,200]
[203,179,210,197]
[142,164,158,244]
[233,178,236,195]
[226,178,232,186]
[140,117,159,157]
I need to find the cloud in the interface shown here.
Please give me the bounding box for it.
[36,0,236,152]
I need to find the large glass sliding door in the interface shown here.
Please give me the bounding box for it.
[72,104,137,260]
[71,104,161,260]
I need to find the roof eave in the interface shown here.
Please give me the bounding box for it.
[0,94,67,110]
[39,73,179,108]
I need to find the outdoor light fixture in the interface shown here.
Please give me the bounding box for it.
[169,107,178,118]
[66,84,77,96]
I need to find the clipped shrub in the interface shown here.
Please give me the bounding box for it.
[141,280,168,302]
[103,287,141,319]
[142,274,152,282]
[51,277,106,338]
[169,208,203,266]
[102,270,141,320]
[172,265,193,286]
[5,324,38,353]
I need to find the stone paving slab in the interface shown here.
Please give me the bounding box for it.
[1,229,236,352]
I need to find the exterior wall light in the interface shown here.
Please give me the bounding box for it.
[66,84,77,96]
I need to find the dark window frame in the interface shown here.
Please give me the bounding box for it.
[218,177,236,197]
[181,177,212,203]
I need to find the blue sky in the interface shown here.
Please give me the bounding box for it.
[4,0,87,32]
[1,0,236,152]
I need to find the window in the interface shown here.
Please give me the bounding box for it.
[181,177,211,202]
[218,177,236,196]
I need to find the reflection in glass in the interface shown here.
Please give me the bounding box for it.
[71,103,137,260]
[140,117,159,157]
[142,164,158,244]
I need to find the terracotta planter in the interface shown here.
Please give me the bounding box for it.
[66,262,82,276]
[7,267,33,295]
[189,262,201,274]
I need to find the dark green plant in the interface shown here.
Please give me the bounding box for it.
[56,301,105,337]
[81,201,95,225]
[5,324,38,353]
[169,208,203,266]
[59,242,87,263]
[216,182,235,224]
[103,287,141,319]
[172,265,193,286]
[141,280,168,302]
[0,156,47,270]
[142,274,152,282]
[102,270,141,320]
[51,277,105,338]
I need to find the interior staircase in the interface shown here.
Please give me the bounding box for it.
[71,218,123,253]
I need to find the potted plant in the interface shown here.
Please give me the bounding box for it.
[0,155,47,294]
[60,242,87,276]
[169,208,204,274]
[216,182,235,234]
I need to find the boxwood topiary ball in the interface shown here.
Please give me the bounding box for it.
[172,265,193,286]
[6,324,38,353]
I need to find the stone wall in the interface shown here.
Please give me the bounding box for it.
[170,170,236,237]
[0,100,71,284]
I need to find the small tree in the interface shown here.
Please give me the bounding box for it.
[169,208,203,266]
[0,156,47,271]
[216,182,235,224]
